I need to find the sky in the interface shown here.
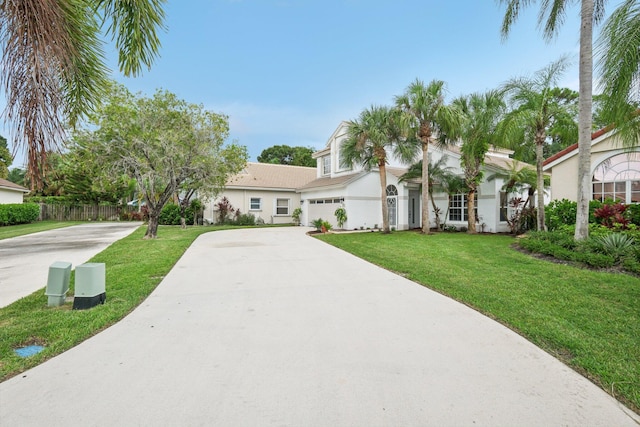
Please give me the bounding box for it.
[5,0,603,168]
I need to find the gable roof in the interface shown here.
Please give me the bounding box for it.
[444,144,534,173]
[296,171,367,191]
[543,126,616,168]
[0,178,29,193]
[226,162,317,190]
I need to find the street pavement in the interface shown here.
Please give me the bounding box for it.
[0,222,143,308]
[0,227,638,426]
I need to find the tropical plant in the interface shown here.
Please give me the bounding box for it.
[395,79,462,234]
[499,0,606,240]
[334,207,348,229]
[595,233,635,263]
[341,105,419,234]
[292,207,302,225]
[0,0,167,190]
[312,218,324,232]
[215,197,236,224]
[454,90,506,233]
[594,203,629,229]
[501,58,577,231]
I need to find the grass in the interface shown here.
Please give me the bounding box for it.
[0,224,226,381]
[317,231,640,412]
[0,221,83,240]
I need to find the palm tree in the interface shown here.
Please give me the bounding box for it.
[440,174,467,229]
[341,105,419,234]
[0,0,166,190]
[500,58,577,231]
[499,0,606,240]
[454,90,506,233]
[395,79,462,234]
[399,155,454,231]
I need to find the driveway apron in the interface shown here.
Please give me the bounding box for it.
[0,222,142,308]
[0,227,637,426]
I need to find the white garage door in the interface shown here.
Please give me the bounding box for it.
[307,198,342,227]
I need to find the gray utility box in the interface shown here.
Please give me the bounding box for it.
[72,263,106,310]
[45,261,72,307]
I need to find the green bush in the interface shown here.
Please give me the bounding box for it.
[545,199,604,230]
[0,203,40,226]
[159,203,182,225]
[234,213,256,226]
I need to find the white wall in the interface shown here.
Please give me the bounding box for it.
[0,189,24,204]
[205,188,301,224]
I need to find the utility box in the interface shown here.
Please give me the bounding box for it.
[73,263,106,310]
[45,261,72,307]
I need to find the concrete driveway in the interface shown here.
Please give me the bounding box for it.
[0,222,143,308]
[0,227,638,426]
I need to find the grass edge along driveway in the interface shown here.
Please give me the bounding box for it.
[317,231,640,414]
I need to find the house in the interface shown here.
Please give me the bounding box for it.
[0,178,29,204]
[543,128,640,204]
[298,122,538,233]
[205,162,317,224]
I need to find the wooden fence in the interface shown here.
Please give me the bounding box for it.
[38,204,137,221]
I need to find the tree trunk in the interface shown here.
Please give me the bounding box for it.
[180,216,186,229]
[430,191,440,231]
[575,0,594,241]
[535,139,547,231]
[379,163,390,233]
[467,188,476,233]
[421,144,430,234]
[145,213,159,239]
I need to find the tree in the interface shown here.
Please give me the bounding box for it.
[399,155,455,231]
[0,0,167,190]
[73,84,247,239]
[341,105,419,233]
[500,0,606,240]
[395,79,462,233]
[0,135,12,179]
[440,174,467,229]
[454,91,506,233]
[257,145,315,167]
[7,168,25,187]
[501,58,578,231]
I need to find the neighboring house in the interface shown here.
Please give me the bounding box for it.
[298,122,537,233]
[543,128,640,204]
[0,178,29,204]
[205,162,317,224]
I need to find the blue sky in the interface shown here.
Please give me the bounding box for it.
[8,0,596,167]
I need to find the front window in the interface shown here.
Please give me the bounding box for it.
[386,185,398,227]
[275,198,290,215]
[322,156,331,175]
[449,193,477,222]
[592,152,640,203]
[250,198,261,210]
[499,192,508,222]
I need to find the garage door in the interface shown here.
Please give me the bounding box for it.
[307,198,342,226]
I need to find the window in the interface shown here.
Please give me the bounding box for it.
[275,198,290,215]
[592,152,640,203]
[449,193,478,222]
[386,185,398,227]
[499,192,508,222]
[250,198,261,210]
[322,155,331,175]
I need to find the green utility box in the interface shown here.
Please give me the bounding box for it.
[72,263,106,310]
[44,261,72,307]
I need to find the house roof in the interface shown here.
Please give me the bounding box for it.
[297,172,367,191]
[445,144,534,173]
[226,162,317,190]
[543,126,616,167]
[0,178,29,193]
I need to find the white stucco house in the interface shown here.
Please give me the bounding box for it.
[298,122,538,233]
[205,162,317,224]
[0,178,29,204]
[543,127,640,204]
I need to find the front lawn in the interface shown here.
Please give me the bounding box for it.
[317,231,640,412]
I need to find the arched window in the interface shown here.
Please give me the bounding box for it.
[592,152,640,203]
[386,185,398,227]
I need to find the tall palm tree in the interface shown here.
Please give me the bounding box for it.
[341,105,419,234]
[0,0,166,190]
[454,90,506,233]
[500,0,606,240]
[399,154,454,231]
[500,58,577,231]
[395,79,462,234]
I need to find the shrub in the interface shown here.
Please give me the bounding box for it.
[595,233,635,263]
[235,213,256,226]
[312,218,324,232]
[626,203,640,226]
[0,203,40,226]
[594,203,629,229]
[334,207,347,229]
[159,203,182,225]
[322,220,333,232]
[215,197,235,224]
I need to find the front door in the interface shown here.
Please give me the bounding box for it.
[408,190,420,229]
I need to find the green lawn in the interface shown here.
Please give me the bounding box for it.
[317,231,640,412]
[0,221,83,240]
[0,224,225,381]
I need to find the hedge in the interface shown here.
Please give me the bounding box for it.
[0,203,40,226]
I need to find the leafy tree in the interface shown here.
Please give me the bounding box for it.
[395,79,462,234]
[0,0,167,190]
[257,145,315,167]
[500,0,606,240]
[72,84,247,239]
[501,58,578,230]
[454,90,506,233]
[341,105,419,233]
[399,155,455,231]
[0,135,12,179]
[7,168,25,187]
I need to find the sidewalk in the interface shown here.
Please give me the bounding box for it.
[1,227,638,426]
